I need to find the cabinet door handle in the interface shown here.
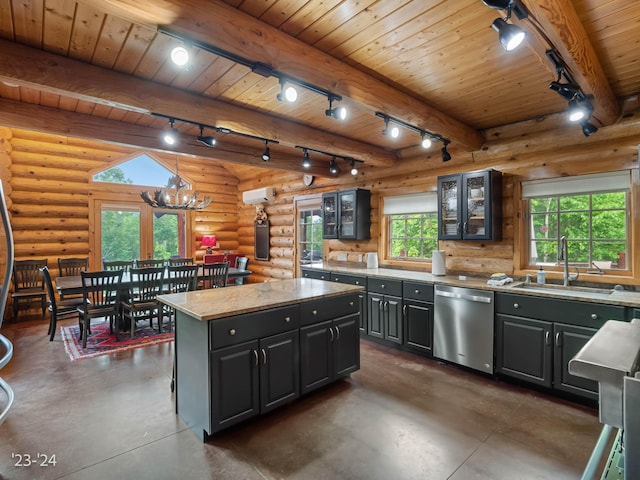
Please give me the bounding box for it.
[403,304,407,316]
[591,313,598,320]
[261,348,267,365]
[312,309,318,315]
[456,223,460,235]
[415,289,420,294]
[334,277,340,282]
[329,327,334,342]
[463,221,468,233]
[320,275,325,280]
[379,301,383,312]
[349,301,354,306]
[229,328,236,336]
[381,284,385,289]
[252,349,259,367]
[545,331,550,346]
[335,326,340,340]
[284,316,291,323]
[513,303,519,309]
[555,332,561,347]
[385,301,389,312]
[355,281,360,285]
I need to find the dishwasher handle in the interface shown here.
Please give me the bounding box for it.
[435,289,492,304]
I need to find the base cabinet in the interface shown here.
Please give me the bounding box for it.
[367,278,403,344]
[300,313,360,394]
[211,330,300,432]
[403,300,434,355]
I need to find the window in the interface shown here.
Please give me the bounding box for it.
[389,213,438,259]
[384,193,438,261]
[93,153,180,188]
[298,206,323,265]
[523,171,630,271]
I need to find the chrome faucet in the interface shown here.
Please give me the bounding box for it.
[558,236,579,286]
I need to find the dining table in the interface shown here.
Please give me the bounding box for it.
[54,266,252,297]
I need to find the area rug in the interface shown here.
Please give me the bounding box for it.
[61,322,173,362]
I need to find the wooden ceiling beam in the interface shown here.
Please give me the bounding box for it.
[0,97,336,177]
[522,0,620,125]
[75,0,485,151]
[0,39,396,168]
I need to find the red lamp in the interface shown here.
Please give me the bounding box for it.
[201,235,217,254]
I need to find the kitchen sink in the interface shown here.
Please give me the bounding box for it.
[508,282,615,298]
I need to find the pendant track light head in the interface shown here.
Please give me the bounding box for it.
[170,45,190,67]
[325,95,347,120]
[580,120,598,137]
[196,125,216,147]
[261,140,270,161]
[568,95,594,122]
[329,156,339,174]
[441,143,452,162]
[491,18,526,51]
[302,149,311,168]
[350,160,358,176]
[163,118,178,145]
[276,78,298,102]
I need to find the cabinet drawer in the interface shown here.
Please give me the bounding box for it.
[210,305,299,350]
[403,281,434,302]
[330,273,367,288]
[367,278,402,296]
[301,269,330,281]
[495,293,625,328]
[300,294,360,326]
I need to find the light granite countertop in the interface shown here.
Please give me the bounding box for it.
[303,263,640,308]
[158,278,363,321]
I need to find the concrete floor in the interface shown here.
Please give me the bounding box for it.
[0,317,603,480]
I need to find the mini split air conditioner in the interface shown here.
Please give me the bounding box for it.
[242,187,276,205]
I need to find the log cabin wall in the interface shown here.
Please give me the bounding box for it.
[1,127,240,320]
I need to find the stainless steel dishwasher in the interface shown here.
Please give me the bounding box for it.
[433,285,495,373]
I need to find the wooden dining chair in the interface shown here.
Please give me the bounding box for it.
[135,259,166,268]
[163,264,199,331]
[198,262,229,289]
[57,257,89,299]
[167,257,194,266]
[40,266,83,341]
[121,266,165,337]
[103,260,134,272]
[77,270,124,348]
[11,259,48,320]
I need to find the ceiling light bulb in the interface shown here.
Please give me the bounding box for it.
[421,136,432,149]
[329,157,339,174]
[350,161,358,176]
[285,86,297,102]
[335,106,347,120]
[568,97,593,123]
[170,46,189,66]
[163,121,178,145]
[390,126,400,138]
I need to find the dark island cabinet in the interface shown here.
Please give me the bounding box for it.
[495,292,626,400]
[402,281,434,356]
[211,330,299,431]
[322,189,371,240]
[367,278,403,344]
[301,268,330,281]
[300,313,360,395]
[438,169,502,241]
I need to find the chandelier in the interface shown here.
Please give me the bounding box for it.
[140,158,212,210]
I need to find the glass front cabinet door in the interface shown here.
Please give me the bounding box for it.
[437,170,502,241]
[322,189,370,240]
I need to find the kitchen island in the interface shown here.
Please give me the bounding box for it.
[158,278,363,440]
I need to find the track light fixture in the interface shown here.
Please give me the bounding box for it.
[159,27,344,117]
[170,45,190,67]
[329,157,339,175]
[196,125,216,147]
[261,140,271,161]
[441,142,452,162]
[152,113,278,154]
[163,118,178,145]
[350,160,358,176]
[375,112,450,154]
[483,0,528,51]
[302,148,311,168]
[545,50,598,136]
[325,95,347,120]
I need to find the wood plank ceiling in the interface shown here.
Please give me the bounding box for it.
[0,0,638,179]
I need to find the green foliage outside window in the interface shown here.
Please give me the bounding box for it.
[299,209,323,264]
[529,191,627,269]
[389,213,438,259]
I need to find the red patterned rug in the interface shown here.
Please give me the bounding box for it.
[61,322,173,362]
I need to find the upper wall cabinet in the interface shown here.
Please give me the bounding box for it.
[438,170,502,241]
[322,189,371,240]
